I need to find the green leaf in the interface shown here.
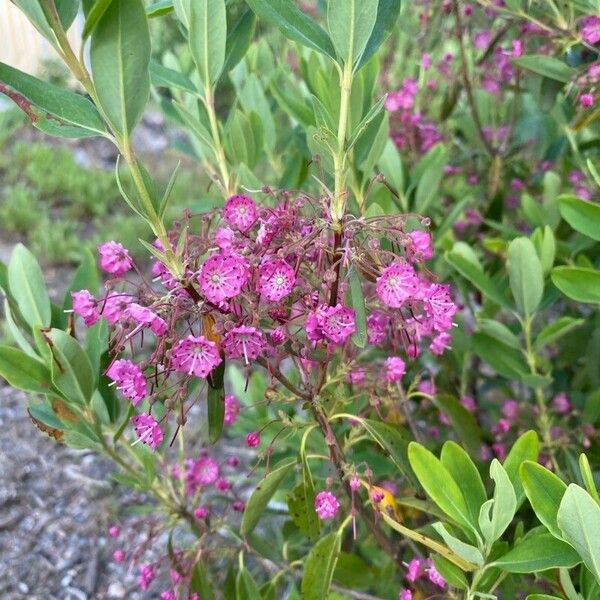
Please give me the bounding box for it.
[348,269,367,348]
[507,237,544,317]
[288,482,321,541]
[559,195,600,241]
[327,0,378,66]
[223,10,256,75]
[82,0,115,40]
[579,454,600,505]
[551,267,600,304]
[240,458,296,536]
[441,442,487,526]
[432,522,484,566]
[8,244,51,328]
[558,485,600,583]
[301,532,342,600]
[503,431,539,507]
[480,460,516,544]
[492,531,581,572]
[477,319,521,350]
[408,442,474,531]
[358,0,402,70]
[48,329,95,406]
[189,0,227,87]
[431,395,482,457]
[191,560,215,600]
[244,0,335,59]
[90,0,151,136]
[63,249,100,313]
[431,556,468,590]
[0,346,52,394]
[0,62,105,136]
[414,144,448,213]
[150,61,198,94]
[445,243,510,309]
[361,420,418,488]
[534,317,584,351]
[472,332,528,379]
[236,567,262,600]
[526,596,563,600]
[520,461,567,539]
[13,0,79,41]
[207,357,226,444]
[512,55,576,82]
[146,0,174,17]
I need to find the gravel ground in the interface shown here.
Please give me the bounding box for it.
[0,385,167,600]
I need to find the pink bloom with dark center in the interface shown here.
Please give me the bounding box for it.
[171,336,222,378]
[198,253,249,305]
[126,303,167,336]
[422,283,457,332]
[98,241,133,277]
[305,304,328,342]
[314,491,339,519]
[321,304,356,344]
[131,414,163,450]
[223,194,258,232]
[222,325,266,362]
[227,456,239,467]
[367,311,390,345]
[257,259,296,301]
[408,230,433,260]
[71,290,100,326]
[232,500,245,512]
[224,394,240,426]
[246,432,260,448]
[215,477,230,491]
[376,263,418,308]
[385,356,406,383]
[100,292,133,324]
[106,359,147,405]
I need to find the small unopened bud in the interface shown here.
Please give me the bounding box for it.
[246,432,260,448]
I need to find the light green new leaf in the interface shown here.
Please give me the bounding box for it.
[190,0,227,87]
[0,62,106,136]
[0,346,52,394]
[512,55,576,82]
[90,0,151,136]
[492,531,581,572]
[301,532,342,600]
[327,0,378,67]
[503,430,539,507]
[557,485,600,583]
[552,267,600,304]
[8,244,51,329]
[483,460,516,544]
[408,442,474,531]
[507,237,544,317]
[559,195,600,241]
[48,329,95,406]
[432,522,484,566]
[240,458,296,535]
[471,332,528,379]
[245,0,335,59]
[236,567,262,600]
[520,461,567,539]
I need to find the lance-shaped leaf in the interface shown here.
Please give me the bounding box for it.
[0,346,52,394]
[189,0,227,87]
[559,195,600,241]
[0,62,106,136]
[358,0,402,69]
[301,532,342,600]
[223,9,256,75]
[507,237,544,318]
[90,0,151,136]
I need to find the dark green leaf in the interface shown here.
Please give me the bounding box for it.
[472,332,528,379]
[301,532,342,600]
[534,317,584,351]
[207,357,226,444]
[146,0,174,17]
[223,10,256,75]
[431,395,482,456]
[348,269,367,348]
[82,0,115,40]
[512,55,575,82]
[357,0,402,69]
[150,61,198,94]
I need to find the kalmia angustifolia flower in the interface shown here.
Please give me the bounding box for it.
[98,241,133,277]
[171,336,222,378]
[106,359,147,405]
[314,491,340,519]
[131,414,163,450]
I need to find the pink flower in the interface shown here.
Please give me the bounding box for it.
[399,590,413,600]
[108,526,120,538]
[198,253,250,304]
[408,230,433,260]
[222,326,266,362]
[106,359,147,405]
[406,557,423,582]
[552,393,571,415]
[502,399,519,421]
[232,500,245,512]
[171,336,222,378]
[112,550,125,563]
[194,506,208,519]
[224,394,239,426]
[98,241,132,277]
[257,259,296,301]
[215,226,236,251]
[473,30,491,50]
[426,559,446,589]
[321,304,356,344]
[580,15,600,45]
[186,456,219,491]
[138,564,155,591]
[460,395,477,411]
[227,456,239,467]
[71,290,99,326]
[126,303,167,336]
[215,477,230,491]
[223,194,258,232]
[422,283,457,332]
[347,367,365,385]
[385,356,406,383]
[131,414,163,450]
[429,331,452,355]
[580,93,594,108]
[349,476,361,491]
[376,263,418,308]
[314,491,339,519]
[246,432,260,448]
[100,293,133,324]
[367,312,390,345]
[160,592,175,600]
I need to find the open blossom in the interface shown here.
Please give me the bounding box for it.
[198,253,250,304]
[429,332,452,355]
[426,559,446,589]
[321,304,356,344]
[224,394,239,426]
[385,356,406,382]
[98,241,132,277]
[422,283,457,332]
[406,557,423,582]
[71,289,99,326]
[126,303,167,336]
[223,194,259,232]
[100,292,133,324]
[186,456,219,492]
[131,414,163,450]
[376,263,418,307]
[171,336,222,378]
[222,326,266,362]
[106,359,147,405]
[580,15,600,45]
[314,491,339,519]
[257,259,296,301]
[367,311,390,345]
[408,230,433,260]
